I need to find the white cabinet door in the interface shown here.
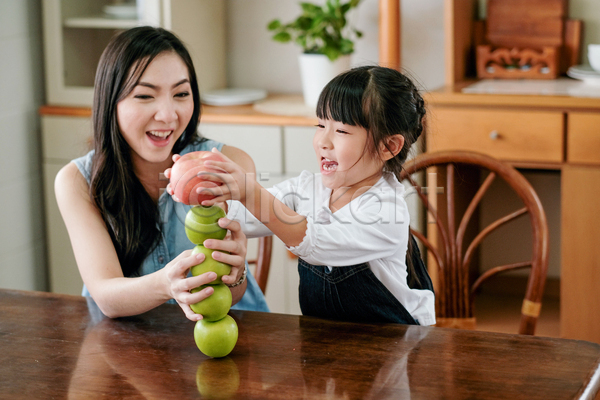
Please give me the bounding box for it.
[246,236,301,315]
[284,126,318,174]
[42,115,91,295]
[199,123,283,176]
[43,162,83,295]
[42,115,92,161]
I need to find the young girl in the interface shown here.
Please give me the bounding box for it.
[55,26,268,321]
[199,66,435,325]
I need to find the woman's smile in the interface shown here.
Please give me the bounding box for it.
[146,129,174,147]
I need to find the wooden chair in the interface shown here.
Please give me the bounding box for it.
[247,236,273,295]
[399,151,549,335]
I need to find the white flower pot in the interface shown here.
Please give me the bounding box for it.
[298,53,351,109]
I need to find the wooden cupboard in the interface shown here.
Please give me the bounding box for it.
[426,0,600,343]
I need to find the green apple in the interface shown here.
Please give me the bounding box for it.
[194,315,238,358]
[190,283,232,321]
[190,245,231,283]
[196,357,240,399]
[185,205,227,245]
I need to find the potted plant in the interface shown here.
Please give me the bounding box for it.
[267,0,363,107]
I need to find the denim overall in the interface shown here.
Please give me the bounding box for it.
[298,234,433,324]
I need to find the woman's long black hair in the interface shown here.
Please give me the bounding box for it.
[90,26,202,277]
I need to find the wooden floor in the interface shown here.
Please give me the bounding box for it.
[474,292,560,338]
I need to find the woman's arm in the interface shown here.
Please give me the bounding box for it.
[54,162,228,321]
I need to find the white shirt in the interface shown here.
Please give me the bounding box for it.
[228,170,435,326]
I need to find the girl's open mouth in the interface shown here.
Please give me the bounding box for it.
[321,157,338,173]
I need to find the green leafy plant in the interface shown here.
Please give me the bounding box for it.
[267,0,363,62]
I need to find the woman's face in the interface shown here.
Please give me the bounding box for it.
[117,51,194,165]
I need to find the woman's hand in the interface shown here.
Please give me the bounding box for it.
[164,249,220,322]
[164,154,181,201]
[165,217,248,321]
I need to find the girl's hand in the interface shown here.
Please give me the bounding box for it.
[164,154,182,200]
[199,148,255,206]
[164,249,220,321]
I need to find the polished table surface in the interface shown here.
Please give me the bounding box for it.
[1,289,599,399]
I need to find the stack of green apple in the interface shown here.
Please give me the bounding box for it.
[185,205,239,358]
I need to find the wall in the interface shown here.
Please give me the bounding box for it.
[228,0,600,95]
[226,0,446,93]
[0,0,46,290]
[570,0,600,65]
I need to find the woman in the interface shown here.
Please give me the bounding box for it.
[55,26,268,321]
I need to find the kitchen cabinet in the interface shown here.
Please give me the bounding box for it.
[41,114,92,295]
[426,0,600,343]
[41,0,226,106]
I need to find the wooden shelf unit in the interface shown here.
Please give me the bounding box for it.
[426,0,600,344]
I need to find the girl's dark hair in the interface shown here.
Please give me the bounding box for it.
[90,26,202,277]
[316,65,426,179]
[316,66,427,285]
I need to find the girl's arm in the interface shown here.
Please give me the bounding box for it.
[202,148,308,248]
[54,162,245,321]
[204,150,408,266]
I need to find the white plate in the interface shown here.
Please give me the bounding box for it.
[201,88,267,106]
[103,4,138,19]
[567,65,600,85]
[568,65,600,76]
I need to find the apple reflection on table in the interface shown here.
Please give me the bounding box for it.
[67,299,274,399]
[67,298,429,399]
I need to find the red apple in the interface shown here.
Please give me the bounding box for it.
[170,151,224,205]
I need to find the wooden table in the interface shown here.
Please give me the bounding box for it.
[1,289,599,399]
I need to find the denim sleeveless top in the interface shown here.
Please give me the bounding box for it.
[72,138,269,312]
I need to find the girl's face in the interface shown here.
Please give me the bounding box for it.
[313,118,385,193]
[117,51,194,166]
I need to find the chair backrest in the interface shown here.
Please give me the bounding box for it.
[399,151,549,335]
[247,236,273,294]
